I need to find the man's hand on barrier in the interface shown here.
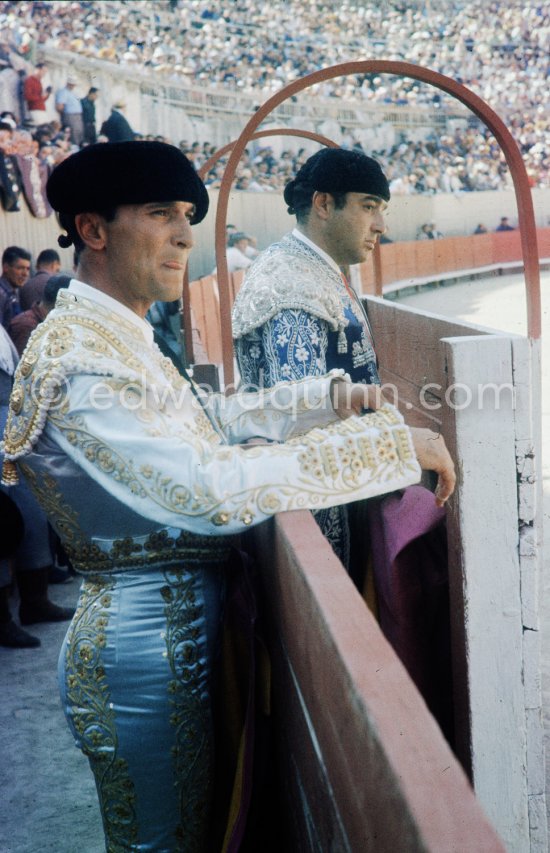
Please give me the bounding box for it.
[410,427,456,507]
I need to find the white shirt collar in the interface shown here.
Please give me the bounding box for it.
[68,279,155,345]
[292,228,341,275]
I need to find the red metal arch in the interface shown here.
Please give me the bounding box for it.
[213,60,541,386]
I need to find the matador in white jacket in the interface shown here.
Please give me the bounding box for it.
[1,141,454,852]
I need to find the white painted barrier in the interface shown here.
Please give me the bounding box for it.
[367,296,546,852]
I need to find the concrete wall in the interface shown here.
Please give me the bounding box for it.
[5,186,549,282]
[189,187,550,280]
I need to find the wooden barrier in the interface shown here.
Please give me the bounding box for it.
[537,228,550,257]
[358,228,550,296]
[471,233,494,269]
[366,297,545,852]
[188,262,546,849]
[189,270,246,369]
[189,275,223,366]
[248,511,506,852]
[186,277,544,849]
[237,300,545,851]
[491,229,523,263]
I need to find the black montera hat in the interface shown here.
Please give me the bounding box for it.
[283,148,390,212]
[46,141,209,224]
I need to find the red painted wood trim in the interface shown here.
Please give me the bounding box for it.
[249,510,505,851]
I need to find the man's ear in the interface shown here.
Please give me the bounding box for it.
[311,191,333,221]
[74,212,108,251]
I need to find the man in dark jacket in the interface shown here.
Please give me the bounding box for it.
[0,246,31,329]
[19,248,61,311]
[9,273,70,355]
[80,86,99,145]
[100,100,135,142]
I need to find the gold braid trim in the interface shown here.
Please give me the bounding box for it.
[1,293,196,487]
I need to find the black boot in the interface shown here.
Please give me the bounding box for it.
[17,568,75,626]
[48,565,74,585]
[0,585,40,648]
[0,618,41,648]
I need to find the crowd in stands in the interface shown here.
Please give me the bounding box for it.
[0,0,547,196]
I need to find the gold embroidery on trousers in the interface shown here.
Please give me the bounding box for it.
[64,575,139,850]
[161,569,212,851]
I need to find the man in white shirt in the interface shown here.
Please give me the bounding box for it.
[226,231,253,273]
[55,76,83,146]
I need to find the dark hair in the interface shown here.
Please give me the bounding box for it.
[292,187,348,223]
[228,231,249,247]
[57,207,117,257]
[88,87,99,94]
[2,246,31,266]
[37,248,60,267]
[43,273,71,306]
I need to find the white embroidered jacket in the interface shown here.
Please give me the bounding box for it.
[1,280,420,573]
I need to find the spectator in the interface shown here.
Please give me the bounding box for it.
[0,490,36,647]
[417,221,444,240]
[55,76,84,146]
[80,86,99,145]
[496,216,515,232]
[19,248,61,311]
[0,327,34,646]
[473,223,488,234]
[23,61,51,126]
[100,100,135,142]
[9,274,71,355]
[225,231,254,273]
[0,323,74,649]
[0,112,17,129]
[0,1,548,193]
[0,246,31,329]
[244,234,260,259]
